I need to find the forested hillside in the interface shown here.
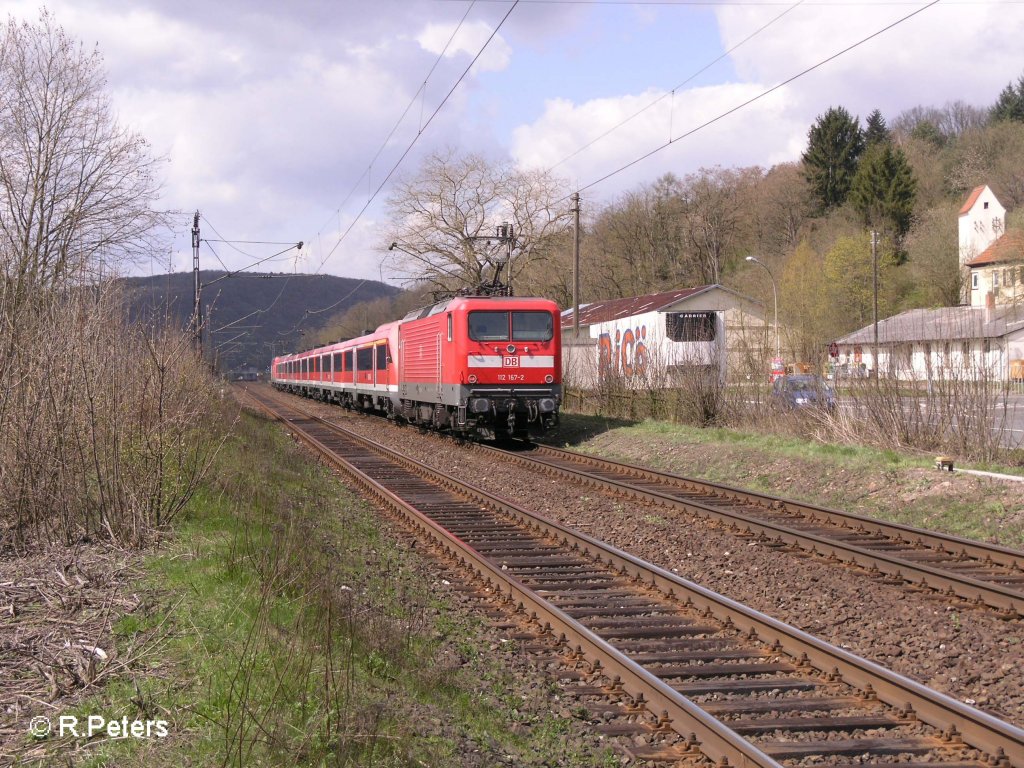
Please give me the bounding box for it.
[123,271,398,372]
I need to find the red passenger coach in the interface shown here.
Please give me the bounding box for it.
[271,296,561,439]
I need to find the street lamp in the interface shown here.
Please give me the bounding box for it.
[746,255,780,361]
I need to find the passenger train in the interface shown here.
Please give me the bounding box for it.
[271,295,562,439]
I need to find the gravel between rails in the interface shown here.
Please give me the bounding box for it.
[277,392,1024,729]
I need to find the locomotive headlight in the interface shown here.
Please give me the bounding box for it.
[506,344,516,353]
[469,397,490,413]
[544,374,554,384]
[538,398,556,413]
[468,374,478,384]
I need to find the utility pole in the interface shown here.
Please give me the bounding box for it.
[192,211,202,355]
[499,222,514,296]
[871,230,879,377]
[571,192,581,338]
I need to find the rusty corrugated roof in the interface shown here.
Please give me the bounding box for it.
[561,286,715,327]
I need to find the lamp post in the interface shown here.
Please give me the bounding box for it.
[746,255,780,361]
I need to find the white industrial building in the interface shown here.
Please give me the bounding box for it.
[560,285,768,388]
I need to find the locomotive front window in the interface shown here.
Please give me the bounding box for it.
[468,311,510,341]
[512,311,553,341]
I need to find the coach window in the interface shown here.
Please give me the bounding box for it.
[376,344,388,370]
[321,354,329,373]
[512,311,553,341]
[360,348,376,372]
[343,350,353,372]
[468,311,510,341]
[333,352,342,372]
[301,359,307,375]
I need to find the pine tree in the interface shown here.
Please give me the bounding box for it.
[991,75,1024,123]
[864,109,890,146]
[801,107,865,211]
[849,143,917,250]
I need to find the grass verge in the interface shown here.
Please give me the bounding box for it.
[547,414,1024,548]
[26,410,613,767]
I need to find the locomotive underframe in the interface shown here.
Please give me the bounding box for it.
[272,380,561,439]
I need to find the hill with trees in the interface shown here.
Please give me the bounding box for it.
[122,271,399,373]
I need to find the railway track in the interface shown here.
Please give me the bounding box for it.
[462,441,1024,619]
[241,385,1024,768]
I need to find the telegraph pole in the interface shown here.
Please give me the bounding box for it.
[571,192,581,338]
[871,230,879,377]
[192,211,202,355]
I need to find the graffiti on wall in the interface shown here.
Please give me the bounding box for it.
[598,325,649,379]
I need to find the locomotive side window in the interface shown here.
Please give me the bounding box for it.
[343,350,353,371]
[376,344,388,370]
[468,311,510,341]
[356,347,373,371]
[512,311,553,341]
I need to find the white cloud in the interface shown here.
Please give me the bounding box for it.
[511,83,802,201]
[415,19,511,73]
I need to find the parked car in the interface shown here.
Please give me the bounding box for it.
[771,374,837,412]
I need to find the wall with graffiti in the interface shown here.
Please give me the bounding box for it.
[589,310,721,385]
[598,324,650,379]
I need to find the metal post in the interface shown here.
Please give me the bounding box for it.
[872,230,879,377]
[192,211,201,354]
[745,256,779,360]
[571,192,580,338]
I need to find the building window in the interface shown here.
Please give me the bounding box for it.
[666,312,716,342]
[984,201,989,209]
[993,271,1000,288]
[971,272,979,290]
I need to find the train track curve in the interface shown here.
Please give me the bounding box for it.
[240,385,1024,768]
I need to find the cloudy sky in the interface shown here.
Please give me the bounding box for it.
[6,0,1024,284]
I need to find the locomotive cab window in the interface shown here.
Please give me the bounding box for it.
[468,311,509,341]
[512,311,553,341]
[469,311,554,342]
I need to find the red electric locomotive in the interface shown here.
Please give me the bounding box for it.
[271,295,561,439]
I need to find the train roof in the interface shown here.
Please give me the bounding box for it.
[401,295,557,322]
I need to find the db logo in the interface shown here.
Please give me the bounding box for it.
[502,356,519,367]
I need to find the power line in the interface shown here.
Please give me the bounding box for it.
[548,0,805,172]
[572,0,940,198]
[310,0,479,242]
[311,0,520,277]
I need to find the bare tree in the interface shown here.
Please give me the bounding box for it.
[383,149,571,295]
[0,10,166,306]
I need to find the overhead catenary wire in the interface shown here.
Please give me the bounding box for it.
[547,0,806,172]
[310,0,480,242]
[568,0,941,200]
[276,2,520,342]
[311,0,520,277]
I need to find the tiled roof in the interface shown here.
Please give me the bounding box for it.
[959,185,987,216]
[834,305,1024,345]
[965,230,1024,267]
[561,286,715,327]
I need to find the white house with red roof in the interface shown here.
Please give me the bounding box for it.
[560,285,767,387]
[833,186,1024,382]
[960,185,1023,310]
